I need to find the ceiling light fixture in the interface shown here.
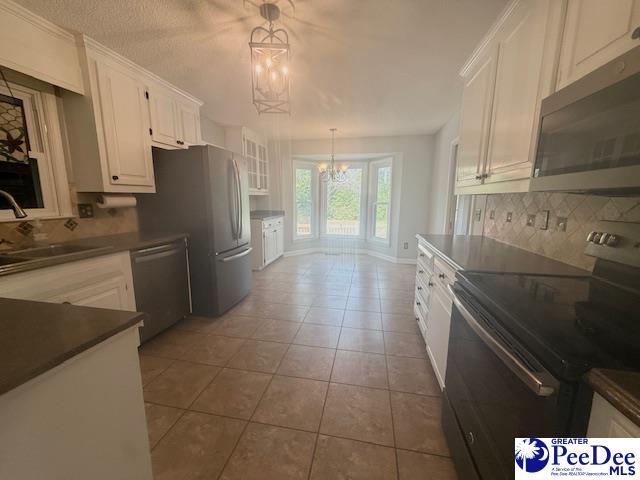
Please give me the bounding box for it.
[319,128,348,183]
[249,3,291,114]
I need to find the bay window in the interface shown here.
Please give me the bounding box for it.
[293,157,394,245]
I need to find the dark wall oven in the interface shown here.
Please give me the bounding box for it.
[443,285,584,479]
[531,45,640,193]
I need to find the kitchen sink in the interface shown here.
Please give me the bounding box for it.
[4,244,105,259]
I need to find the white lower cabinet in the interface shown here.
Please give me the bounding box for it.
[0,252,136,311]
[414,241,456,390]
[588,393,640,437]
[251,216,284,270]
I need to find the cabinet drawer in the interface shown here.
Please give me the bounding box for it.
[415,304,428,343]
[415,277,431,307]
[417,243,435,273]
[434,256,456,290]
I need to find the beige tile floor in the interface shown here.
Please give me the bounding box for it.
[139,253,458,480]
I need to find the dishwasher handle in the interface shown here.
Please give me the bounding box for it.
[448,284,559,397]
[132,242,185,262]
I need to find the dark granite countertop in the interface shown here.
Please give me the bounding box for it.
[586,369,640,427]
[0,231,187,277]
[250,210,285,220]
[416,234,589,276]
[0,297,145,396]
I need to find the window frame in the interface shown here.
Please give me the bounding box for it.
[292,159,318,240]
[0,80,71,222]
[368,157,393,245]
[319,161,369,239]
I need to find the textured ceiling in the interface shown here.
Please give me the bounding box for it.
[15,0,507,139]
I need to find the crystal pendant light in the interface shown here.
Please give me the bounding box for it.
[249,3,291,114]
[319,128,348,183]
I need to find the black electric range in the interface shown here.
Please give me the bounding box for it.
[442,221,640,480]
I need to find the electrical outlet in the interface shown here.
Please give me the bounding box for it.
[403,242,409,250]
[489,210,495,220]
[78,203,94,218]
[556,217,568,232]
[539,210,550,230]
[506,212,513,223]
[474,209,482,221]
[526,214,536,227]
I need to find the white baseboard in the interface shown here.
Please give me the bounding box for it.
[283,247,417,265]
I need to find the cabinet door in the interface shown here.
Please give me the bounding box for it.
[456,48,498,189]
[257,144,269,193]
[148,87,180,148]
[55,275,131,310]
[263,229,275,265]
[425,285,452,389]
[485,1,547,183]
[96,61,155,187]
[557,0,640,89]
[178,101,201,146]
[275,225,284,257]
[244,136,259,192]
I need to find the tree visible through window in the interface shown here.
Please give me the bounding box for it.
[372,163,391,241]
[326,168,362,236]
[295,167,312,236]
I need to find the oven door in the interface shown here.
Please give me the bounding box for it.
[443,285,563,479]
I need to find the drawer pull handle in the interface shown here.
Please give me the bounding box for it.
[417,286,423,290]
[428,281,434,287]
[112,175,119,181]
[418,269,425,274]
[419,253,425,257]
[416,301,421,306]
[438,273,446,279]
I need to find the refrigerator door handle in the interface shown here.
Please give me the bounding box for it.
[235,157,243,238]
[218,247,253,262]
[232,157,241,240]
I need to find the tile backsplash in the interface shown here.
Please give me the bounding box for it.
[0,192,138,250]
[482,192,640,271]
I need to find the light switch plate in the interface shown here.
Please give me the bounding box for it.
[527,214,536,227]
[556,217,568,232]
[506,212,513,223]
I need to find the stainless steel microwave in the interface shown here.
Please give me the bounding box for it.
[531,46,640,194]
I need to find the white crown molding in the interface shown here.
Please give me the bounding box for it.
[459,0,521,77]
[283,247,417,265]
[80,35,204,106]
[1,0,76,42]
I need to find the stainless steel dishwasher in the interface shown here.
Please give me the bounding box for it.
[131,238,191,343]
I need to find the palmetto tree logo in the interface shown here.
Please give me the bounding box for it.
[515,438,550,473]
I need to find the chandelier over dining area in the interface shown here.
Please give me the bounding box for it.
[319,128,348,183]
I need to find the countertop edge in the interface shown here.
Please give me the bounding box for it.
[415,233,463,270]
[0,232,188,278]
[585,369,640,428]
[0,310,145,397]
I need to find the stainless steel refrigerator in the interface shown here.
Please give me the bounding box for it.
[137,145,252,316]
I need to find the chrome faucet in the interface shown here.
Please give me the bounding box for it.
[0,190,27,218]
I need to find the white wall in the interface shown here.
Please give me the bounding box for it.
[200,115,226,147]
[427,112,460,234]
[259,134,435,261]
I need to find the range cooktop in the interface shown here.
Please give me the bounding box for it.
[456,268,640,381]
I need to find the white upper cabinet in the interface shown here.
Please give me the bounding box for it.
[62,36,203,193]
[485,0,549,183]
[456,49,497,188]
[148,86,180,147]
[148,86,202,149]
[96,60,154,188]
[557,0,640,89]
[226,127,269,195]
[455,0,562,194]
[177,101,202,147]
